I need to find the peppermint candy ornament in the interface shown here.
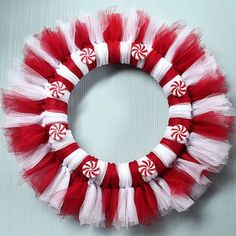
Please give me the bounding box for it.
[171,125,189,142]
[131,43,148,60]
[170,80,187,97]
[49,123,67,141]
[79,48,96,64]
[82,161,99,178]
[138,159,156,177]
[49,81,66,98]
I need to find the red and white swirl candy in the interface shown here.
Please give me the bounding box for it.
[49,81,67,98]
[171,125,189,142]
[49,123,67,141]
[79,48,96,64]
[170,80,187,97]
[82,161,100,178]
[131,43,148,60]
[138,159,156,177]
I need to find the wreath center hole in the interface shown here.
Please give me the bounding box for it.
[69,64,169,163]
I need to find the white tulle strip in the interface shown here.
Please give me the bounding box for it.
[182,53,218,85]
[41,111,68,125]
[165,27,191,62]
[157,177,194,212]
[94,160,108,186]
[120,42,131,64]
[79,183,101,225]
[57,20,77,53]
[19,143,51,170]
[12,73,70,102]
[114,163,138,228]
[143,18,164,46]
[39,166,70,207]
[149,180,172,216]
[169,103,192,119]
[25,36,59,68]
[93,43,109,67]
[187,132,231,170]
[150,57,172,83]
[56,64,80,85]
[4,112,43,128]
[153,143,177,167]
[122,8,138,42]
[88,186,105,226]
[192,94,232,117]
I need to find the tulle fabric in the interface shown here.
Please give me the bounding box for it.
[1,8,234,229]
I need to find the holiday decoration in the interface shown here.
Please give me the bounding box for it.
[1,8,234,229]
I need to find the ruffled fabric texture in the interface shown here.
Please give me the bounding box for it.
[1,8,234,229]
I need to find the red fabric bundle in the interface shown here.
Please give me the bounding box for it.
[40,28,70,62]
[102,13,123,64]
[74,20,97,70]
[129,161,158,225]
[4,124,48,155]
[192,112,234,140]
[24,48,55,79]
[1,89,44,114]
[152,23,181,56]
[162,168,195,195]
[24,152,60,195]
[172,31,205,74]
[188,72,228,102]
[60,156,95,217]
[101,163,119,226]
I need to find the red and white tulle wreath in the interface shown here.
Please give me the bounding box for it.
[1,8,234,229]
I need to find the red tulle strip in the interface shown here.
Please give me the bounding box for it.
[40,28,70,62]
[143,51,162,74]
[159,66,179,87]
[147,152,167,175]
[24,152,60,194]
[44,98,68,114]
[24,48,55,79]
[188,72,228,102]
[60,156,95,217]
[74,21,97,70]
[172,31,205,74]
[102,13,123,42]
[74,20,93,49]
[167,93,191,106]
[4,124,48,155]
[1,89,44,114]
[101,163,119,226]
[129,161,158,224]
[162,168,195,195]
[152,23,181,56]
[160,138,185,155]
[107,41,120,64]
[192,112,234,140]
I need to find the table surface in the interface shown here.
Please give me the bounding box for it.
[0,0,236,235]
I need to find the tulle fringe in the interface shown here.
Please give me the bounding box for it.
[1,8,234,228]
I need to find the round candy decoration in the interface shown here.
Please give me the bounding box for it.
[1,9,234,229]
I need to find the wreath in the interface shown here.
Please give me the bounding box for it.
[2,9,234,229]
